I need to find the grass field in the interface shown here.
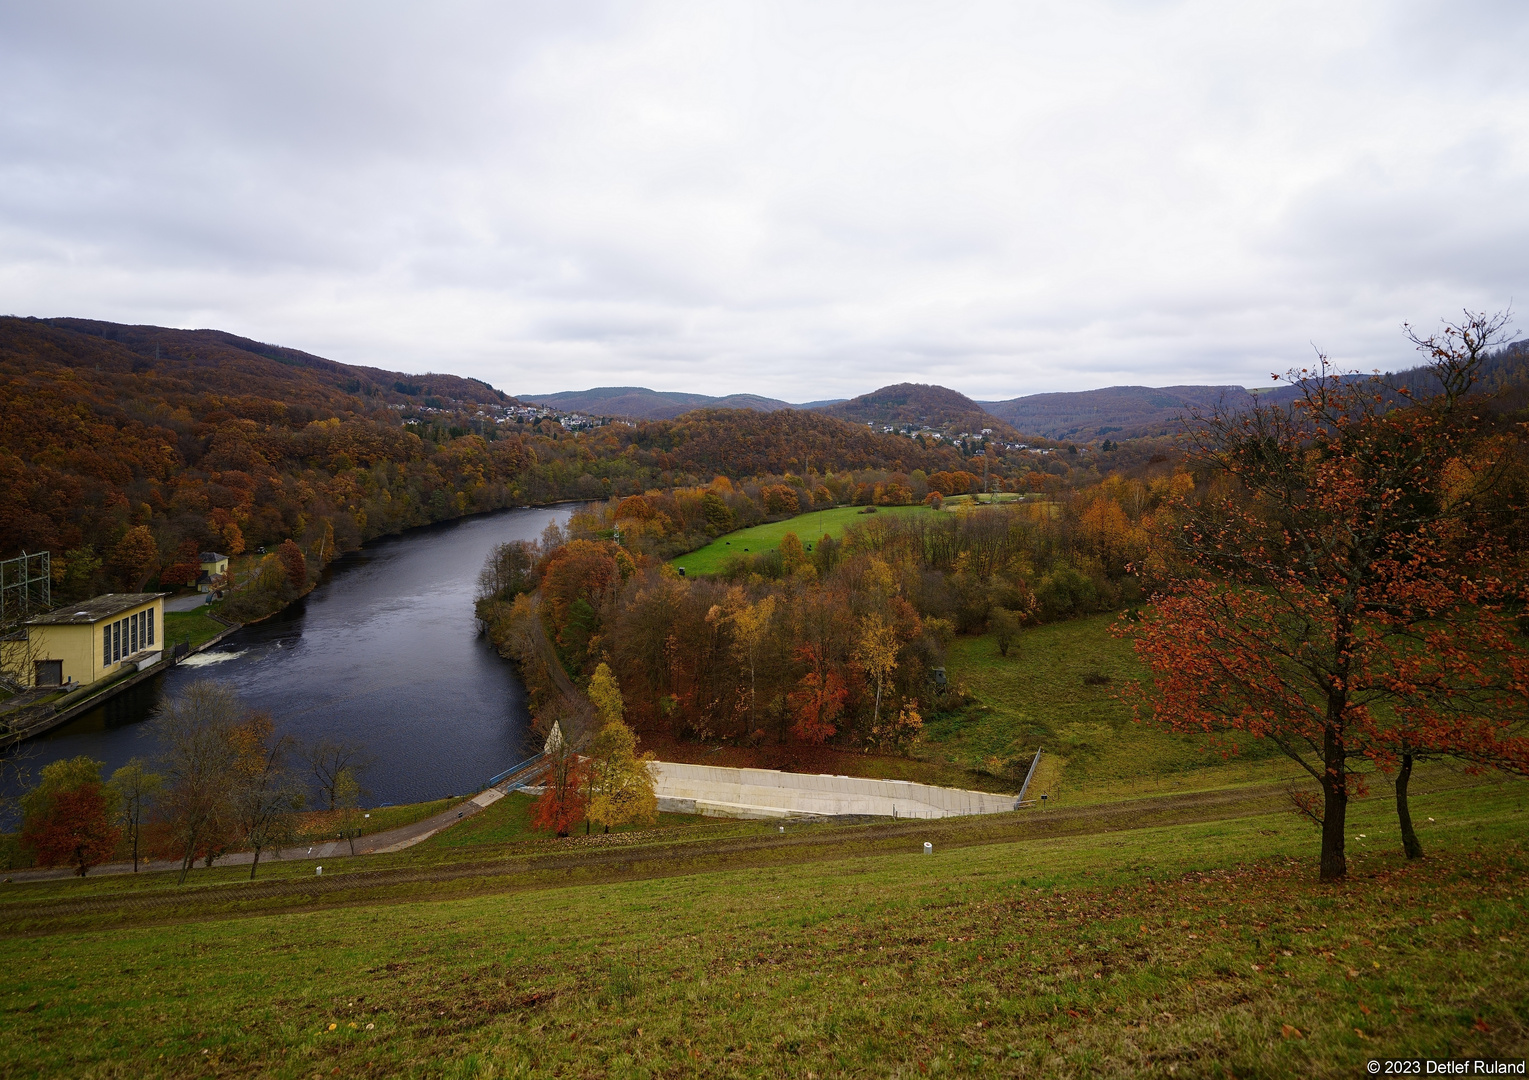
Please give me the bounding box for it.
[926,615,1303,802]
[672,504,931,575]
[939,492,1029,508]
[0,772,1522,1077]
[162,609,230,651]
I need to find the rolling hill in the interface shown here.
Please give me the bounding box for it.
[815,383,1023,440]
[981,384,1257,440]
[32,317,517,409]
[523,386,844,420]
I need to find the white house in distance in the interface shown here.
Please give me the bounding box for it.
[20,593,166,689]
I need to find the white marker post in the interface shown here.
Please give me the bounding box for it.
[924,842,932,855]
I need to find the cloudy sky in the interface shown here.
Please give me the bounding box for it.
[2,2,1525,401]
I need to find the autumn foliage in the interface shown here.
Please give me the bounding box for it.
[1124,312,1529,881]
[22,781,121,877]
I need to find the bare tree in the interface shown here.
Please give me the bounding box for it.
[229,713,304,879]
[334,768,364,856]
[107,758,163,873]
[148,680,241,884]
[306,739,374,810]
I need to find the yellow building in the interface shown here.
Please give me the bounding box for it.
[22,593,166,689]
[197,552,229,593]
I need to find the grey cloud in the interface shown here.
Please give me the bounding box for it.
[1,0,1526,401]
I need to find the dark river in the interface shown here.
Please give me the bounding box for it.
[7,505,572,808]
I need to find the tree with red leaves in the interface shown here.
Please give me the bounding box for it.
[276,539,307,590]
[1125,311,1529,882]
[788,649,848,744]
[530,722,590,837]
[22,781,121,877]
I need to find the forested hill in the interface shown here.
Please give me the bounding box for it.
[817,383,1023,440]
[981,385,1255,441]
[525,386,811,419]
[624,408,965,477]
[0,317,969,599]
[0,317,534,586]
[27,317,513,408]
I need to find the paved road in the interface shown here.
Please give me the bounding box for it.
[4,781,533,883]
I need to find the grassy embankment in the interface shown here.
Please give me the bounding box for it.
[0,771,1523,1077]
[161,608,230,651]
[671,504,929,576]
[921,614,1306,802]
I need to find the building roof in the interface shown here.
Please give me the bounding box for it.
[28,593,166,625]
[199,552,227,563]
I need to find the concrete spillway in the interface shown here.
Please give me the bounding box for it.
[648,761,1019,820]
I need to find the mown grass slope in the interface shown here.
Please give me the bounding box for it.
[0,774,1523,1078]
[927,615,1302,801]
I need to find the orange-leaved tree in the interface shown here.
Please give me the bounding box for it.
[21,757,122,878]
[531,720,589,837]
[1124,311,1528,882]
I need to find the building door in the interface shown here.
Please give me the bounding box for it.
[34,659,63,687]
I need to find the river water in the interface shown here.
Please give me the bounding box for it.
[7,505,571,808]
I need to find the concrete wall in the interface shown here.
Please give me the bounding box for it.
[648,761,1016,820]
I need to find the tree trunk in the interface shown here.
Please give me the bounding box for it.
[178,832,198,885]
[1396,752,1424,859]
[1319,721,1348,882]
[131,818,139,873]
[249,845,262,880]
[347,832,356,857]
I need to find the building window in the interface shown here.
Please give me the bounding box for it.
[103,627,111,666]
[113,620,120,662]
[130,613,139,654]
[146,608,155,646]
[34,660,63,687]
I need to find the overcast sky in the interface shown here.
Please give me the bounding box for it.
[2,2,1525,402]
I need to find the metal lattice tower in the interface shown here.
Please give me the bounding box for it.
[0,551,50,626]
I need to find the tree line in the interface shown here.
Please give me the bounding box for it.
[5,681,372,878]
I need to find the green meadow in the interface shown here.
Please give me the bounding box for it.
[671,504,930,575]
[922,615,1304,801]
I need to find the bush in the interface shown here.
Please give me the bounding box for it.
[1035,565,1098,621]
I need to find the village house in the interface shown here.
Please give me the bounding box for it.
[21,593,166,689]
[197,551,229,593]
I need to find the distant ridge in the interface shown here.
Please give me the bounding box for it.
[981,385,1256,441]
[522,386,842,420]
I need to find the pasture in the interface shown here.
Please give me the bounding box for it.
[671,503,929,575]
